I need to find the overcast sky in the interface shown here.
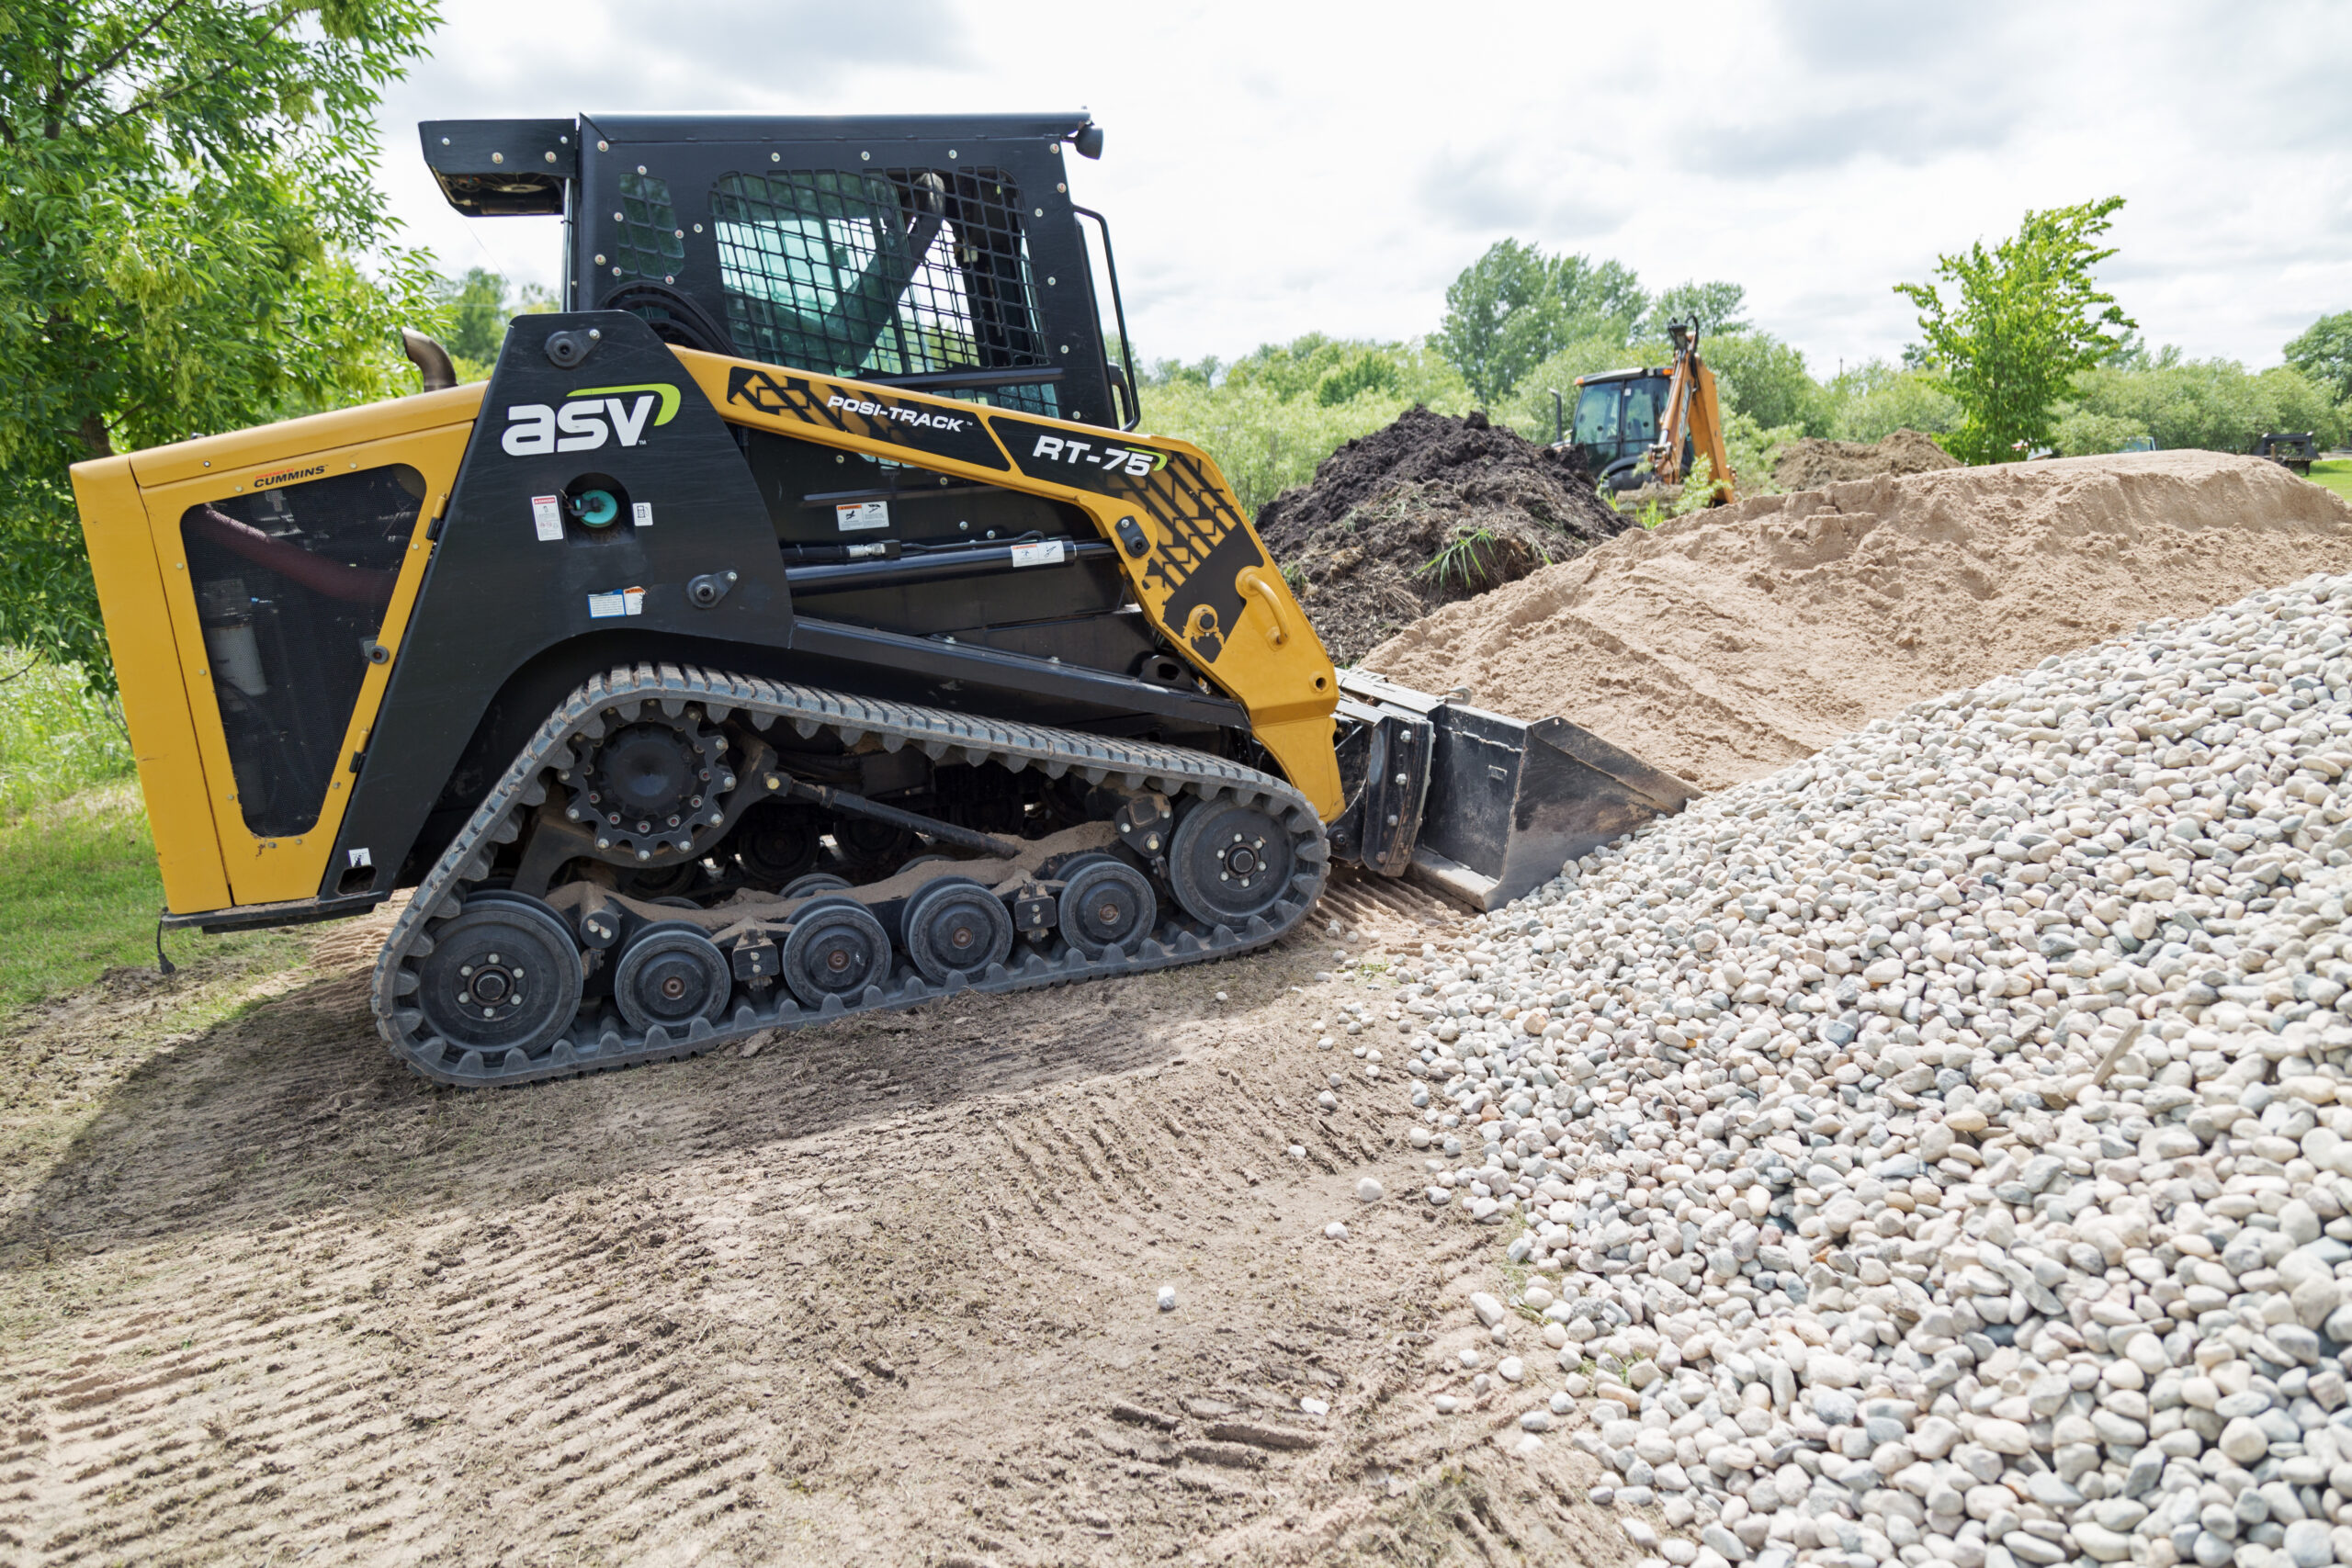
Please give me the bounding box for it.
[375,0,2352,378]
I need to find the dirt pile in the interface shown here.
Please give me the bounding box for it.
[1256,407,1627,663]
[1359,450,2352,790]
[1770,426,1958,491]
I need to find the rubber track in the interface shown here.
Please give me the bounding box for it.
[369,661,1330,1088]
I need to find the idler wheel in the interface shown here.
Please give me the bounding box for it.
[735,801,821,887]
[781,897,891,1006]
[1168,799,1295,925]
[417,893,584,1056]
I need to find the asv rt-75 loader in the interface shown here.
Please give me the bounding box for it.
[71,111,1694,1089]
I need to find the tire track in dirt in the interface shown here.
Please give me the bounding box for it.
[1,886,1651,1564]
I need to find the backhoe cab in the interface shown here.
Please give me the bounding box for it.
[1561,320,1736,505]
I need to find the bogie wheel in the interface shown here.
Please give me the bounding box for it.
[736,801,820,887]
[1168,798,1296,925]
[783,872,851,899]
[612,920,732,1034]
[834,818,915,877]
[417,896,584,1057]
[782,897,892,1006]
[1058,856,1157,958]
[619,860,704,901]
[903,876,1013,982]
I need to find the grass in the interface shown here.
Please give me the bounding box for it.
[0,650,193,1013]
[0,652,134,820]
[1419,528,1498,592]
[2312,459,2352,505]
[0,785,179,1012]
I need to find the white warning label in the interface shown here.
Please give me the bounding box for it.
[632,502,653,527]
[587,587,646,619]
[835,500,889,531]
[531,494,563,540]
[1011,538,1069,568]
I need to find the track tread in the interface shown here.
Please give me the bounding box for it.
[370,663,1327,1087]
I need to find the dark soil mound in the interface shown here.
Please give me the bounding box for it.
[1771,428,1957,491]
[1255,408,1627,664]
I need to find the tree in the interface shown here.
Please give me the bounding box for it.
[436,270,560,378]
[1549,254,1647,346]
[442,266,511,364]
[2284,310,2352,404]
[1701,332,1819,434]
[0,0,442,685]
[1435,240,1558,407]
[1436,241,1649,406]
[2066,356,2346,453]
[1643,280,1748,338]
[1895,197,2135,464]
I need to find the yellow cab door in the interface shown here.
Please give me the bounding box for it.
[127,390,480,908]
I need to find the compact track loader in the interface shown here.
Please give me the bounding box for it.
[72,112,1694,1088]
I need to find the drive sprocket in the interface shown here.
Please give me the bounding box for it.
[564,707,734,862]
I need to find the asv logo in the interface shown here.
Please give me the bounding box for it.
[503,384,682,457]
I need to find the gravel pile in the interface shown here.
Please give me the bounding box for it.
[1377,572,2352,1568]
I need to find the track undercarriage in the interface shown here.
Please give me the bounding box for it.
[371,663,1330,1087]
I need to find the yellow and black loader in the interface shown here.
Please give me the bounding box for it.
[71,111,1693,1088]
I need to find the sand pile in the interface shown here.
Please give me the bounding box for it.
[1770,427,1958,491]
[1257,408,1626,663]
[1358,450,2352,789]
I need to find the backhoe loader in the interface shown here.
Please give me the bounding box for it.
[1561,321,1736,503]
[72,111,1695,1089]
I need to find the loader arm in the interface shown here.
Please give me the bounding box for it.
[1648,324,1736,505]
[673,347,1344,816]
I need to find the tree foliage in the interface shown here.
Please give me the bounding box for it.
[1434,240,1646,405]
[1895,197,2135,464]
[2064,358,2346,453]
[2284,310,2352,405]
[433,267,558,378]
[1702,332,1819,434]
[439,265,509,364]
[0,0,442,685]
[1824,361,1963,444]
[1643,280,1747,338]
[1139,334,1469,514]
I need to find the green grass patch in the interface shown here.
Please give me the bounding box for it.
[0,783,309,1020]
[0,652,226,1012]
[0,785,174,1012]
[0,651,135,823]
[2312,459,2352,505]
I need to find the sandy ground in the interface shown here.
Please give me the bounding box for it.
[0,874,1644,1567]
[1362,452,2352,790]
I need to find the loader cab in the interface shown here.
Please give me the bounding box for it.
[1567,368,1690,492]
[421,112,1136,429]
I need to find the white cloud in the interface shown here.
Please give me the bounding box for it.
[374,0,2352,378]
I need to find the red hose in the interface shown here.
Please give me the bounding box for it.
[188,507,398,606]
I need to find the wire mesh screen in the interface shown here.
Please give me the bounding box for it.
[711,167,1057,414]
[613,172,684,283]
